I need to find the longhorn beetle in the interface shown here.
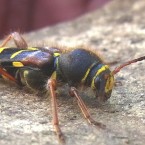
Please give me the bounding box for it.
[0,32,145,143]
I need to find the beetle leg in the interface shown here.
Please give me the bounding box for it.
[47,78,65,144]
[0,67,17,83]
[0,32,28,48]
[70,87,106,129]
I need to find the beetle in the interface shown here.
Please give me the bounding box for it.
[0,32,145,143]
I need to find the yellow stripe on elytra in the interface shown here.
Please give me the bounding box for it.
[12,62,24,67]
[81,63,95,83]
[11,47,38,58]
[10,50,28,58]
[27,47,38,50]
[91,65,109,89]
[0,47,8,53]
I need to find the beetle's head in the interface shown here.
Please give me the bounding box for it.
[92,65,114,102]
[92,55,145,102]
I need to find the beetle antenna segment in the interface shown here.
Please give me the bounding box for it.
[112,56,145,75]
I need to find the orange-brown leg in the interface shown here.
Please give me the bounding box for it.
[70,87,106,129]
[47,79,65,144]
[0,32,28,48]
[0,67,17,83]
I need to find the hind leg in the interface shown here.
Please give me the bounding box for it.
[0,32,28,48]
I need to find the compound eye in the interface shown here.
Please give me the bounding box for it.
[94,77,101,90]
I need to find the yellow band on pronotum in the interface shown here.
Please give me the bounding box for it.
[81,63,96,83]
[91,65,109,89]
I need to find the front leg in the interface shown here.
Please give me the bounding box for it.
[0,32,28,48]
[70,87,106,129]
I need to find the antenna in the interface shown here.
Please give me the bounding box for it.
[112,56,145,75]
